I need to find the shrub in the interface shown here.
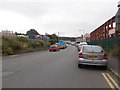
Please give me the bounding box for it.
[2,36,50,55]
[9,40,22,53]
[39,41,44,47]
[2,36,8,41]
[16,37,29,42]
[4,47,13,55]
[49,39,57,45]
[45,41,51,47]
[28,40,39,48]
[110,45,119,57]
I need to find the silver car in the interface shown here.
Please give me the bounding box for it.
[77,45,108,69]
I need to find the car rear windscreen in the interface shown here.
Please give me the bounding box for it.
[80,42,87,45]
[83,46,103,53]
[50,46,55,48]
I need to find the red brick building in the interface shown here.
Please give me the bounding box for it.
[90,16,115,41]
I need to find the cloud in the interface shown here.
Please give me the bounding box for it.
[0,0,119,37]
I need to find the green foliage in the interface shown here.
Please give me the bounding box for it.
[15,32,26,35]
[49,39,57,45]
[110,45,119,57]
[9,40,22,50]
[26,29,39,35]
[37,40,47,48]
[46,33,58,40]
[3,47,13,55]
[2,36,8,41]
[45,33,52,39]
[2,37,50,56]
[45,41,51,47]
[16,36,29,42]
[7,39,22,54]
[51,34,58,40]
[29,40,38,48]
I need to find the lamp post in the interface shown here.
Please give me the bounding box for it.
[57,32,59,43]
[78,30,85,41]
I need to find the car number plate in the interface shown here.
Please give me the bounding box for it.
[88,55,98,59]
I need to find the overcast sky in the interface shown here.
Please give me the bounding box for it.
[0,0,119,37]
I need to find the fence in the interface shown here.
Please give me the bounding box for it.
[88,36,120,51]
[1,30,16,37]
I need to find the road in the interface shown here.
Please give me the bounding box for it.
[2,45,110,88]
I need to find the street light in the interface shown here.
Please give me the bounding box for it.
[57,32,59,43]
[78,29,85,42]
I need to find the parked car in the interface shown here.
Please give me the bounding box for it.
[71,42,75,46]
[77,45,108,69]
[75,42,80,47]
[58,41,66,49]
[49,45,60,52]
[55,43,58,46]
[66,44,69,47]
[78,42,88,51]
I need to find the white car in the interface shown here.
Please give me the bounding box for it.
[75,42,80,47]
[78,42,88,51]
[79,42,87,45]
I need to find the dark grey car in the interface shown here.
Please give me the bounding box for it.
[77,45,108,69]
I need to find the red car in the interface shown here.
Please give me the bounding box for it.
[49,45,60,52]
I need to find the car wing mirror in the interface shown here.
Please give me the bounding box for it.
[101,50,104,52]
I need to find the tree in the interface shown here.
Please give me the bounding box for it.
[51,34,58,40]
[45,33,58,40]
[45,33,52,39]
[15,32,25,35]
[26,29,39,35]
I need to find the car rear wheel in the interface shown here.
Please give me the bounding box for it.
[102,66,107,70]
[78,64,83,68]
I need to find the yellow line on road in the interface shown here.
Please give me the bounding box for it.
[102,73,115,90]
[106,73,120,90]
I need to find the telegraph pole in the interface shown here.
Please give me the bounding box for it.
[57,32,59,43]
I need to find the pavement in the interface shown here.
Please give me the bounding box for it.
[108,55,120,80]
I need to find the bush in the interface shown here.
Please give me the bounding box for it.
[30,40,37,48]
[2,36,8,41]
[16,37,29,42]
[110,45,119,57]
[39,41,45,47]
[2,37,22,55]
[2,36,50,56]
[8,39,22,54]
[45,41,51,47]
[28,40,41,48]
[49,39,57,45]
[3,47,13,55]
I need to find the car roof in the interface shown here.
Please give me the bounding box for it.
[50,45,57,46]
[80,42,87,44]
[82,45,102,47]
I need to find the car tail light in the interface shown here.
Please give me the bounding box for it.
[79,52,83,58]
[103,53,108,59]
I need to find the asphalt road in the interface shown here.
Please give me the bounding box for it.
[2,45,110,88]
